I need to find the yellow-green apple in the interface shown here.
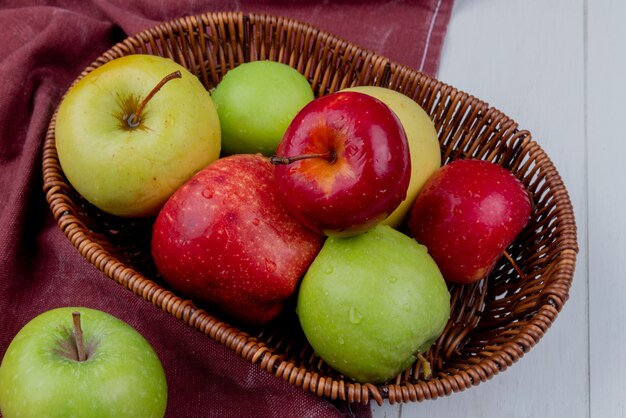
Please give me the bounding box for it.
[151,154,324,325]
[211,60,314,156]
[342,86,441,227]
[296,225,450,384]
[55,54,221,217]
[0,307,167,418]
[408,159,532,283]
[271,92,411,236]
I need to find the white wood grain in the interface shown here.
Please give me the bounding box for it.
[371,402,401,418]
[374,1,589,416]
[587,1,626,417]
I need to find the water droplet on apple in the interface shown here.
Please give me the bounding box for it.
[252,218,260,226]
[348,306,363,324]
[202,188,214,199]
[324,265,334,274]
[264,259,276,273]
[379,189,387,194]
[338,336,345,345]
[389,276,398,283]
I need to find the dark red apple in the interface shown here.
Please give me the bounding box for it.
[151,154,324,324]
[408,159,532,284]
[271,91,411,236]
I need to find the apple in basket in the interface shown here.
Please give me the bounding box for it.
[297,225,451,384]
[211,60,315,156]
[0,307,167,418]
[151,154,324,325]
[408,159,533,283]
[55,54,221,217]
[271,91,411,236]
[341,86,442,228]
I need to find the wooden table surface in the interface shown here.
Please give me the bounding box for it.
[373,0,625,417]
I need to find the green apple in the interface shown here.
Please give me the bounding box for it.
[211,60,314,155]
[342,86,441,227]
[0,307,167,418]
[296,225,450,384]
[55,54,221,217]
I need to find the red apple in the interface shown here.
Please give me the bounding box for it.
[408,159,532,284]
[151,154,324,324]
[272,91,411,236]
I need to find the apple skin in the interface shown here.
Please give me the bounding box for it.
[273,91,411,236]
[211,60,314,156]
[55,54,221,217]
[296,225,450,384]
[408,159,532,284]
[151,154,324,325]
[342,86,441,228]
[0,307,167,418]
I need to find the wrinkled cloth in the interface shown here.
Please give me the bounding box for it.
[0,1,453,416]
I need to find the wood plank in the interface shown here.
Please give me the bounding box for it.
[371,403,401,418]
[587,1,626,417]
[372,0,588,416]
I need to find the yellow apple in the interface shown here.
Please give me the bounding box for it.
[342,86,441,227]
[55,54,221,217]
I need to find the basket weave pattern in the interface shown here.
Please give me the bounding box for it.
[42,12,578,405]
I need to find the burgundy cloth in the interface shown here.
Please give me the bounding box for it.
[0,1,453,417]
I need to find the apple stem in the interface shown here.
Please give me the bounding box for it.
[502,250,527,281]
[416,353,432,380]
[72,311,87,362]
[128,70,183,128]
[270,151,336,165]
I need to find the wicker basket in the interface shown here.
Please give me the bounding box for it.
[42,12,578,405]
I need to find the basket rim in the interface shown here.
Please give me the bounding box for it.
[41,11,578,406]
